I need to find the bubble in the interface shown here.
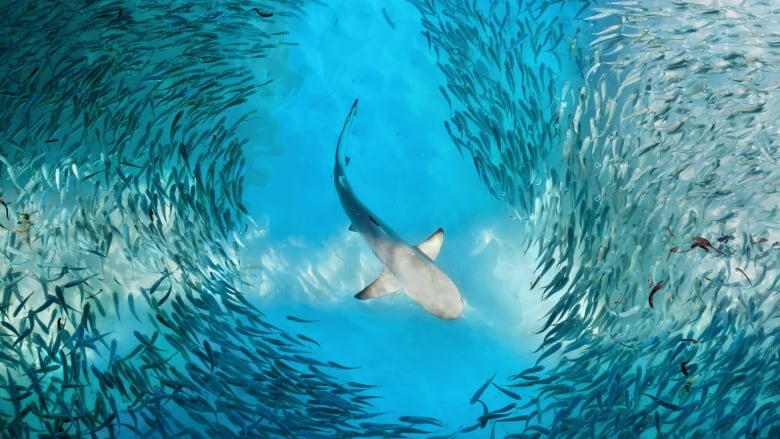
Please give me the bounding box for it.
[593,194,602,202]
[554,122,559,129]
[535,178,542,186]
[500,191,506,198]
[594,162,602,169]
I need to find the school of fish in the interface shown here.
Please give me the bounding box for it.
[0,1,454,438]
[411,0,780,437]
[3,0,780,437]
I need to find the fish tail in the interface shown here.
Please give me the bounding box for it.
[334,99,359,176]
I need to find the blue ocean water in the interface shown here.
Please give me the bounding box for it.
[246,1,545,432]
[2,0,779,438]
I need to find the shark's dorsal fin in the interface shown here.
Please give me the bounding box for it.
[355,268,400,300]
[416,228,445,261]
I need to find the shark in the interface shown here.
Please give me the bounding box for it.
[333,99,464,320]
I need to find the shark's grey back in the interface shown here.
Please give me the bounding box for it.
[332,99,464,320]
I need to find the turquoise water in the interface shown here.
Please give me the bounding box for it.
[1,0,779,438]
[246,1,541,433]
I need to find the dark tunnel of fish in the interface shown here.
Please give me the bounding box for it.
[0,1,448,438]
[2,0,780,438]
[409,0,780,437]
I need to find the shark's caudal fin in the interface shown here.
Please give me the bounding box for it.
[355,228,446,300]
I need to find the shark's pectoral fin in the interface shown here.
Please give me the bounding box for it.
[349,224,357,232]
[415,228,445,261]
[355,268,400,300]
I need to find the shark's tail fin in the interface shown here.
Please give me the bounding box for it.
[334,99,359,175]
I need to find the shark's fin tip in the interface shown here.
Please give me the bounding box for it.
[416,228,446,261]
[355,268,400,300]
